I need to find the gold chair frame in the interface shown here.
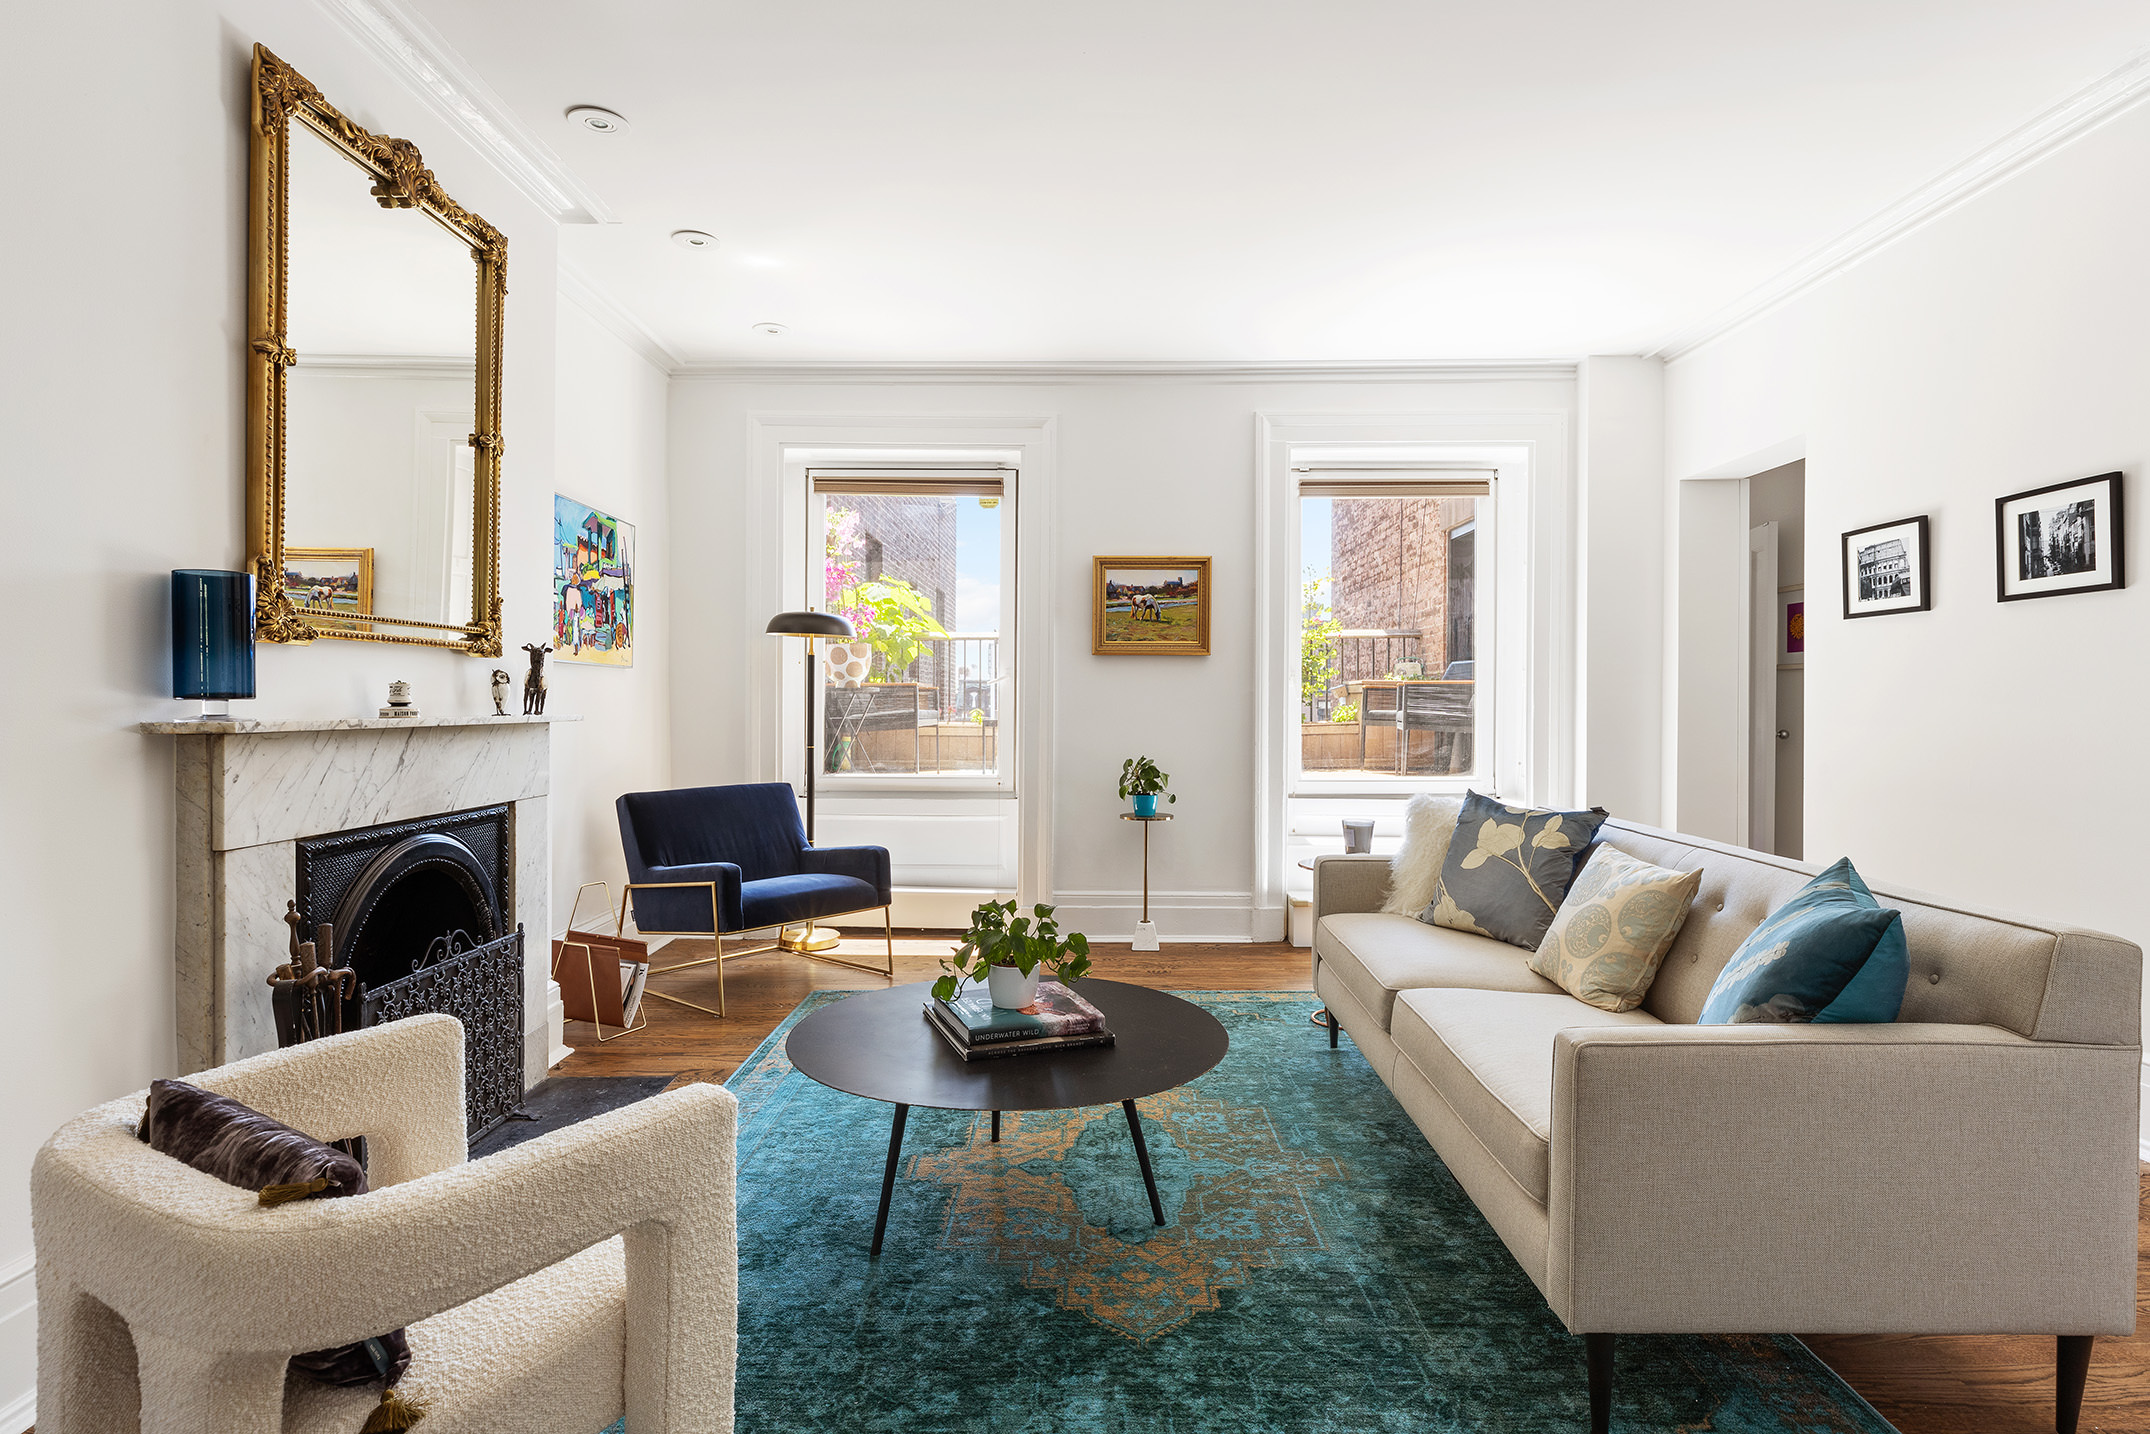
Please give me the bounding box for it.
[619,881,896,1019]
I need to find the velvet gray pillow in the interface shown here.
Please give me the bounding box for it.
[139,1080,409,1389]
[1422,791,1611,951]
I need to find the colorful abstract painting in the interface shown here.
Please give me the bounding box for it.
[553,493,634,666]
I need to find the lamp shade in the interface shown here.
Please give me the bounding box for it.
[171,569,256,701]
[765,610,855,638]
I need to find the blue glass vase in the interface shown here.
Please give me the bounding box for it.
[171,569,256,708]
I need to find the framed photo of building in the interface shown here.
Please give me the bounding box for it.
[1092,556,1211,655]
[1840,515,1930,619]
[1995,472,2123,602]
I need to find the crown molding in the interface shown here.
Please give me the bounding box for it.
[669,359,1579,385]
[1655,46,2150,362]
[558,264,683,373]
[309,0,615,224]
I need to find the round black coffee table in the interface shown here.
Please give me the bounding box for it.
[786,979,1229,1255]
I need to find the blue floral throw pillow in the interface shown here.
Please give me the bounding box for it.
[1699,858,1909,1024]
[1422,792,1610,951]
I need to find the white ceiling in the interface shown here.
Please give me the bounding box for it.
[408,0,2150,363]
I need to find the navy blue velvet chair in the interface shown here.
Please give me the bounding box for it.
[616,783,894,1018]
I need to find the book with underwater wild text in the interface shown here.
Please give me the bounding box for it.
[937,979,1107,1043]
[923,1003,1115,1061]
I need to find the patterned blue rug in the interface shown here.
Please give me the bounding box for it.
[656,990,1895,1433]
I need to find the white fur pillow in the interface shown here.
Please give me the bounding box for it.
[1380,793,1466,916]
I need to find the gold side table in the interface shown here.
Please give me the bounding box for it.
[1120,812,1173,951]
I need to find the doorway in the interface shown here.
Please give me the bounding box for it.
[1748,462,1805,858]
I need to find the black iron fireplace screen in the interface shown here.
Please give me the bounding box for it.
[278,807,525,1142]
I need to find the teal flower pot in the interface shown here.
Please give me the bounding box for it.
[1132,794,1159,817]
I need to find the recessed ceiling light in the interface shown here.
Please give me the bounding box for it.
[671,230,719,250]
[566,105,629,134]
[752,322,788,336]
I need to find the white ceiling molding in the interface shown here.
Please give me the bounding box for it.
[309,0,615,224]
[558,264,683,373]
[291,354,478,380]
[1654,46,2150,363]
[669,360,1579,385]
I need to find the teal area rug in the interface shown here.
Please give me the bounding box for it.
[700,991,1895,1432]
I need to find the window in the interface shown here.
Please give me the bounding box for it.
[1298,472,1490,784]
[814,472,1012,783]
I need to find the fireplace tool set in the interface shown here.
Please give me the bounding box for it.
[271,902,359,1045]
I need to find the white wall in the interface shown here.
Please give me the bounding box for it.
[1575,356,1666,823]
[550,298,673,934]
[1665,97,2150,1150]
[666,371,1581,942]
[0,3,648,1418]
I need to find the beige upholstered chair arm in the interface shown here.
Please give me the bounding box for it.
[1312,854,1392,922]
[35,1081,738,1356]
[1544,1022,2142,1337]
[180,1014,469,1186]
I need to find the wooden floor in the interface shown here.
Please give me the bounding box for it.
[558,935,2150,1434]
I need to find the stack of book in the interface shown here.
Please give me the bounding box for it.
[925,980,1115,1061]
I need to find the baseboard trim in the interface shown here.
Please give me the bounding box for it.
[0,1248,33,1432]
[1045,891,1258,944]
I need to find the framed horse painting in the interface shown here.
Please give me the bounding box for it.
[281,547,374,633]
[1093,555,1211,655]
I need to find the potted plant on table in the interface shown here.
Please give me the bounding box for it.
[933,899,1093,1010]
[1118,755,1176,818]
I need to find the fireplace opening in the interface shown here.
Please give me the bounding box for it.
[332,832,501,1002]
[287,806,524,1142]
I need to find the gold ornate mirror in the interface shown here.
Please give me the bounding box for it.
[248,44,504,654]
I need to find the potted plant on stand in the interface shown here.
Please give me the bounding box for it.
[1118,755,1176,817]
[933,899,1093,1010]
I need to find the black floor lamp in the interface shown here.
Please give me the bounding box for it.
[766,609,856,953]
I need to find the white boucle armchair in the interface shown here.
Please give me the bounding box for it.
[32,1013,738,1434]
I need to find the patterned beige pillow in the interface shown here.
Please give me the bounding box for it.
[1528,845,1702,1013]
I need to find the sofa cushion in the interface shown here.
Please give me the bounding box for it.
[1315,914,1562,1033]
[1425,792,1609,950]
[1391,989,1661,1204]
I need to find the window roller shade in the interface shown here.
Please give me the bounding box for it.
[1296,469,1494,498]
[811,470,1008,497]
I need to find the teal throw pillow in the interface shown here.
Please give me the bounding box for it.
[1698,858,1908,1024]
[1422,791,1610,951]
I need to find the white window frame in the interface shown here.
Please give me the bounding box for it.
[1254,410,1575,944]
[805,466,1019,794]
[1292,464,1497,797]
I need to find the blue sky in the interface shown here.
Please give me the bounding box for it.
[954,497,1001,632]
[1302,497,1333,589]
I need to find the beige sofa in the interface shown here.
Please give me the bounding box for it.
[1311,816,2141,1434]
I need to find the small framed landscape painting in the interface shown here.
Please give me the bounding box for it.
[1995,471,2123,602]
[1093,556,1211,656]
[282,547,373,630]
[1840,515,1930,620]
[554,493,635,666]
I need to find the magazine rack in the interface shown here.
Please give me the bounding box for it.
[550,882,648,1043]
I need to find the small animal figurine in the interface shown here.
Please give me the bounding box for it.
[521,643,552,715]
[490,668,513,716]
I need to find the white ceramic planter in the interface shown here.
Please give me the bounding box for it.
[987,963,1042,1009]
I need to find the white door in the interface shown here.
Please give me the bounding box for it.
[1746,523,1779,853]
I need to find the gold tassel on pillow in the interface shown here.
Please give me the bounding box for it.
[360,1387,427,1432]
[256,1176,335,1206]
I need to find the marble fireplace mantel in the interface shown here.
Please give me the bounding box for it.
[144,714,576,1076]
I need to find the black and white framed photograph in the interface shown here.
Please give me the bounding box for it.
[1840,514,1930,619]
[1995,471,2124,602]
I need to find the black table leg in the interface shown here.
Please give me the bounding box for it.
[870,1103,909,1257]
[1122,1099,1165,1226]
[990,1109,1000,1143]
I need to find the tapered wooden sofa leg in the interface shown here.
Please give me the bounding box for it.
[1585,1333,1614,1434]
[2056,1335,2092,1434]
[1327,1010,1339,1048]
